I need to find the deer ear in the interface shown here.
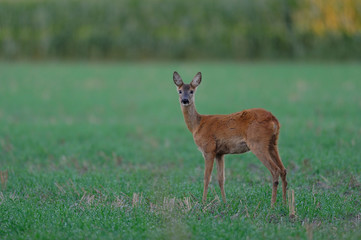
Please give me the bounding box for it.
[173,71,183,87]
[191,72,202,88]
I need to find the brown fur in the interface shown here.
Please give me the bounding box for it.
[173,72,288,206]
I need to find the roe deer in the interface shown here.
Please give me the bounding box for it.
[173,71,287,206]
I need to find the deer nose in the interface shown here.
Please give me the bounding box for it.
[181,99,189,104]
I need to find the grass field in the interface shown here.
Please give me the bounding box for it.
[0,62,360,239]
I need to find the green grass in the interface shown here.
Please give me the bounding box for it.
[0,62,360,239]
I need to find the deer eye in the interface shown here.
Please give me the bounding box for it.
[190,90,194,94]
[178,90,182,94]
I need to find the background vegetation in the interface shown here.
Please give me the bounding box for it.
[1,0,360,239]
[0,62,360,239]
[1,0,361,60]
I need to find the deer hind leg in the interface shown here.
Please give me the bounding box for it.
[269,144,287,203]
[216,154,226,203]
[249,142,281,207]
[202,153,215,203]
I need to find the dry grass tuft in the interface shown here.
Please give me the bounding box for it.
[9,192,18,201]
[54,182,66,194]
[0,192,4,205]
[304,219,313,240]
[288,189,296,219]
[1,170,8,190]
[67,179,80,197]
[112,196,127,209]
[253,201,261,218]
[0,138,13,153]
[80,192,95,205]
[202,196,220,213]
[132,192,143,207]
[178,197,192,213]
[112,152,123,166]
[348,175,361,190]
[163,197,176,211]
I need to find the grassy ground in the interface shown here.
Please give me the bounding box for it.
[0,62,360,239]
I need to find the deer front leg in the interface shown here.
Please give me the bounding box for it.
[216,154,226,203]
[202,153,215,203]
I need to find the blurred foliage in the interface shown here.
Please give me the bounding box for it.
[0,0,360,60]
[295,0,361,35]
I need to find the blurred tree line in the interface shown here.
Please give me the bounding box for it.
[0,0,360,60]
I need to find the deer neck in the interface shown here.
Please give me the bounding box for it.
[181,103,201,133]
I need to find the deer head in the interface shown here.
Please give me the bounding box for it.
[173,71,202,106]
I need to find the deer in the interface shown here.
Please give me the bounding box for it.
[173,71,288,206]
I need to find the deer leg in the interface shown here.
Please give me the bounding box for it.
[202,153,215,203]
[216,154,226,203]
[269,146,287,203]
[280,169,287,204]
[249,144,281,207]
